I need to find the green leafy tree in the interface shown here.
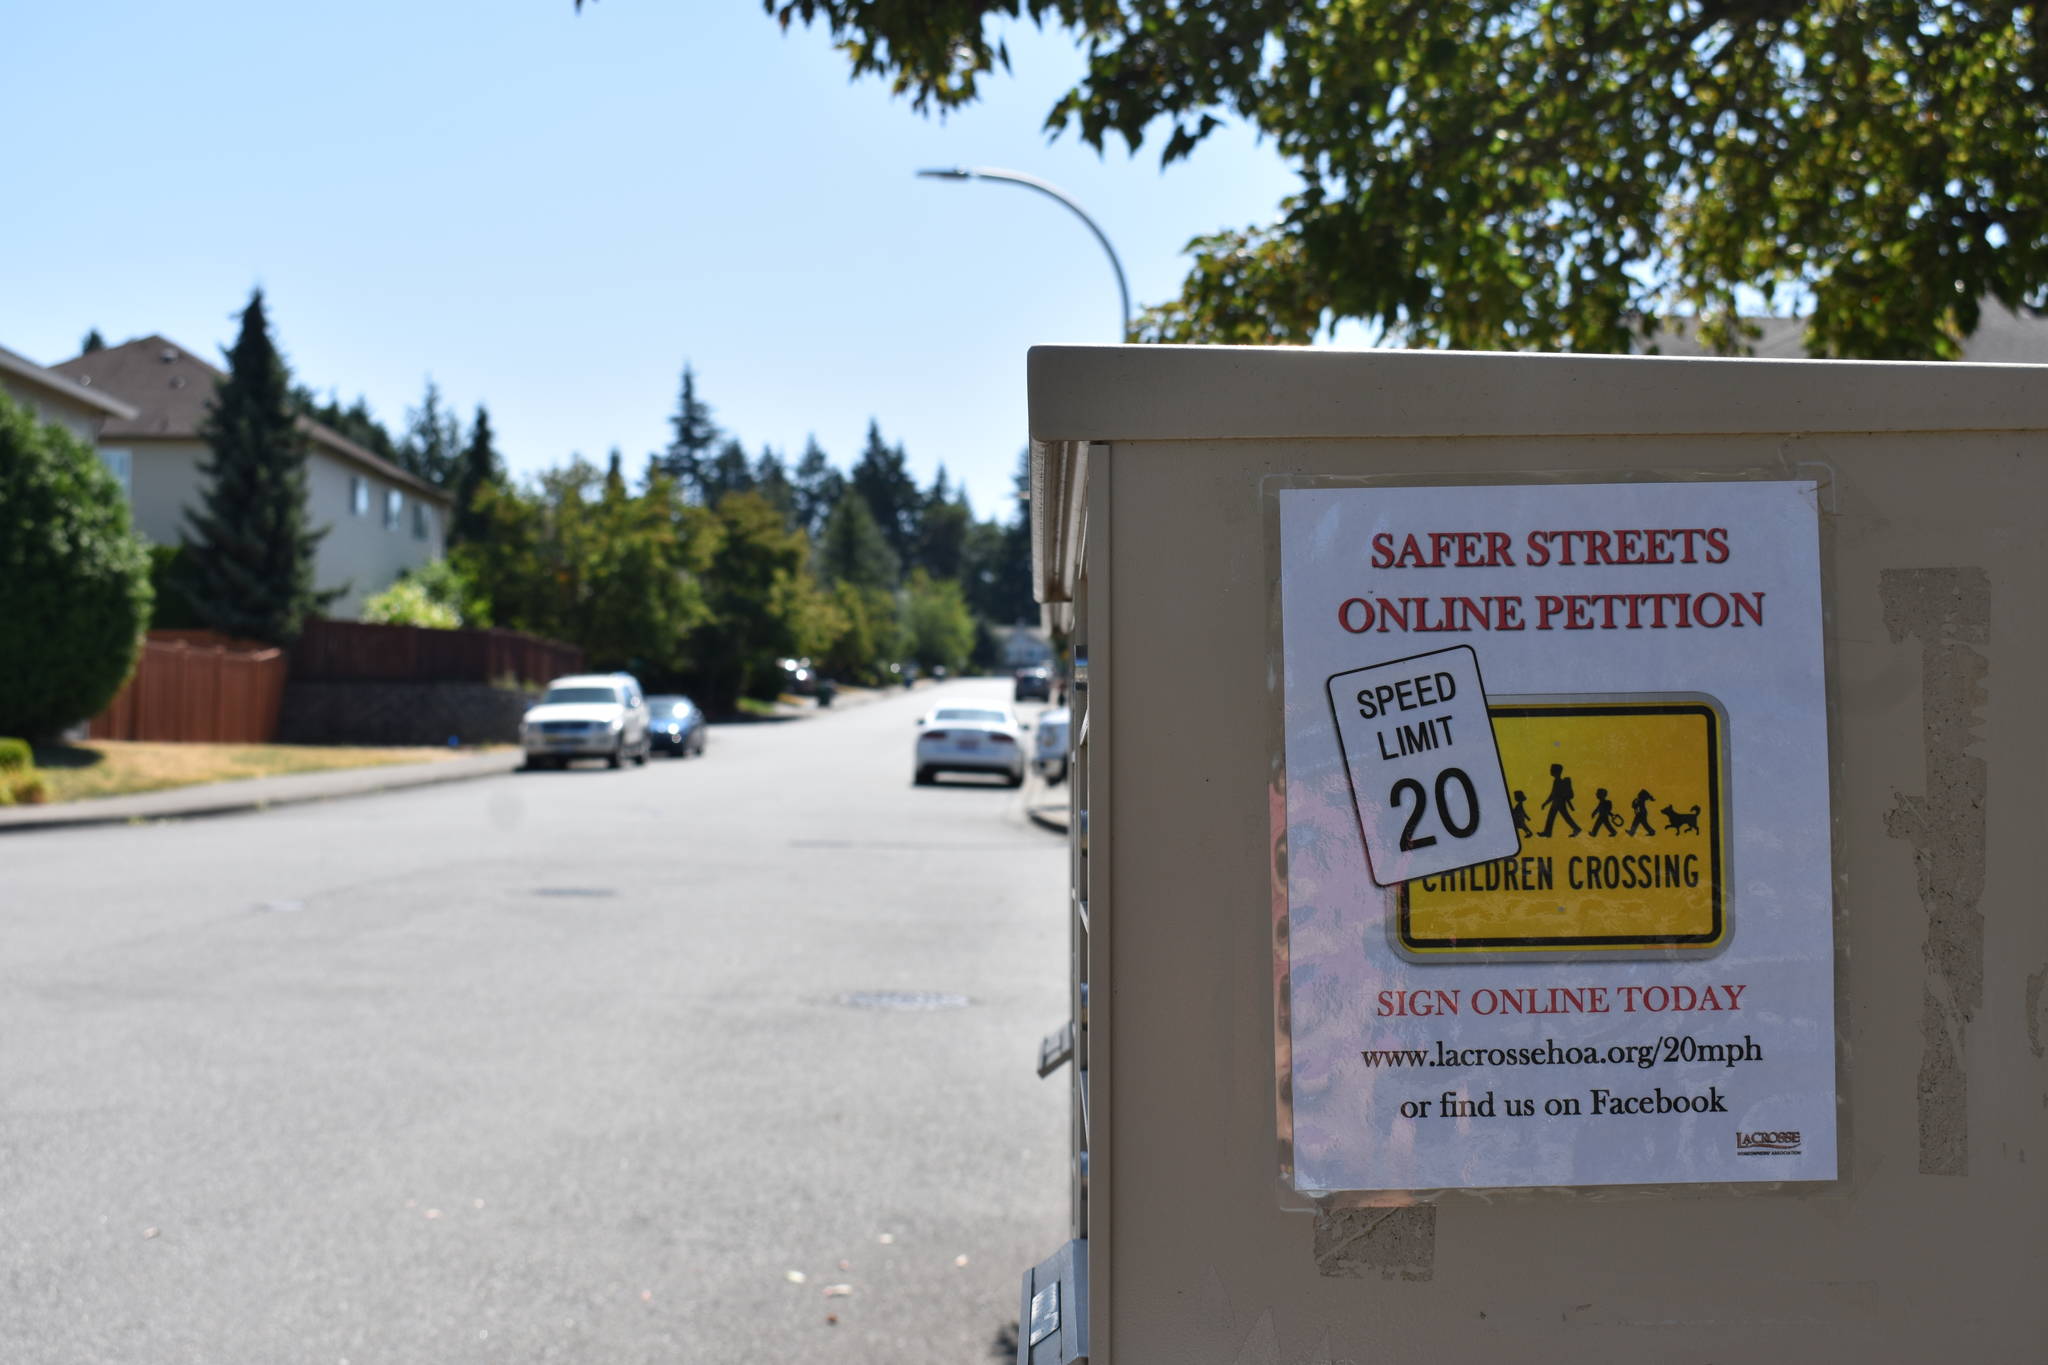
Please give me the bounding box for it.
[451,461,716,674]
[790,436,844,537]
[0,391,153,738]
[398,379,463,487]
[449,404,502,548]
[818,580,901,685]
[760,1,2048,359]
[182,288,337,645]
[687,491,834,709]
[659,362,720,498]
[899,568,975,675]
[849,420,920,566]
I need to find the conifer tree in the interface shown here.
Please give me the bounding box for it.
[817,488,900,591]
[702,437,755,506]
[181,289,334,644]
[660,363,719,498]
[791,436,843,537]
[755,446,796,525]
[449,404,502,548]
[80,328,106,354]
[399,379,463,487]
[849,420,920,567]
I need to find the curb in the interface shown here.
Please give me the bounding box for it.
[0,751,523,835]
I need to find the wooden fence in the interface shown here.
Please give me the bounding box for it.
[290,619,583,687]
[88,632,289,743]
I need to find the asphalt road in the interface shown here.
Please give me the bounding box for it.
[0,679,1069,1364]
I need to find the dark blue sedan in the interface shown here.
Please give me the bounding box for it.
[645,695,708,757]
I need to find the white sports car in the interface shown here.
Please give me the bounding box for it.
[914,704,1027,787]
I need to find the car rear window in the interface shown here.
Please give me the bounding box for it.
[934,708,1007,723]
[543,686,619,704]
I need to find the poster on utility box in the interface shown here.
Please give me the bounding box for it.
[1278,481,1834,1193]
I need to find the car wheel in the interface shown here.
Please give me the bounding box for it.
[1007,769,1025,788]
[915,767,934,786]
[607,745,623,770]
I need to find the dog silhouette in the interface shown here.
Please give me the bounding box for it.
[1661,803,1702,834]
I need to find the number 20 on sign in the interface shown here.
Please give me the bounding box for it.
[1325,645,1519,886]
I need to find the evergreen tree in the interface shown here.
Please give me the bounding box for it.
[914,465,971,580]
[606,447,626,495]
[963,449,1036,623]
[295,387,400,463]
[817,489,899,591]
[791,436,843,537]
[398,379,463,487]
[702,437,755,505]
[659,363,720,498]
[449,404,502,548]
[754,446,795,524]
[849,420,920,567]
[80,328,106,354]
[181,288,335,644]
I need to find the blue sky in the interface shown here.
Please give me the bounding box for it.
[3,0,1302,520]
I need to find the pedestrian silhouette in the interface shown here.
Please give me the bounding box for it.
[1537,763,1580,837]
[1511,790,1533,839]
[1628,787,1657,837]
[1588,787,1622,836]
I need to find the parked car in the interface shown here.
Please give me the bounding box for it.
[1013,665,1052,702]
[1034,705,1071,784]
[777,657,819,696]
[521,673,651,769]
[914,703,1027,787]
[646,694,707,757]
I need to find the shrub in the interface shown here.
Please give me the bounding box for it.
[147,544,208,629]
[0,392,153,738]
[362,576,461,629]
[0,738,30,773]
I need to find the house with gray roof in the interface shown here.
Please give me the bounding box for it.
[53,336,449,619]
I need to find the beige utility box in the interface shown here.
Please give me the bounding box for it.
[1020,345,2048,1363]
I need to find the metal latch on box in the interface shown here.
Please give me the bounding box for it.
[1019,1239,1088,1363]
[1038,1020,1075,1077]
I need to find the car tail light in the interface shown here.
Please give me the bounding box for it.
[923,730,949,740]
[990,733,1016,745]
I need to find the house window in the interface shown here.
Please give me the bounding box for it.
[100,448,132,498]
[351,476,369,516]
[384,488,403,530]
[413,501,431,541]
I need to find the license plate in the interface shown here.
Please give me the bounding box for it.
[958,737,981,749]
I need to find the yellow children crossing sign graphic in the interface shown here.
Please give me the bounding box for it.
[1397,699,1728,957]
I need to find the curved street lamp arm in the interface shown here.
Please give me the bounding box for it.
[918,166,1132,342]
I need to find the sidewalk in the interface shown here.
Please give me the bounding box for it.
[0,750,524,835]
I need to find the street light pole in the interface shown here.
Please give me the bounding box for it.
[917,167,1132,343]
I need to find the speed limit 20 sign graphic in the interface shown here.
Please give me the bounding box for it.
[1325,645,1517,886]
